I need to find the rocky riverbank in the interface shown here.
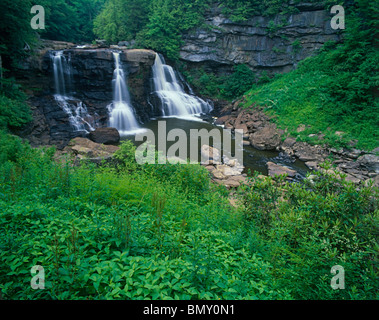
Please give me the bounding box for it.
[213,101,379,187]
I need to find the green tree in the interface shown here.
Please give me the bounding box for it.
[36,0,105,42]
[0,0,36,69]
[94,0,150,43]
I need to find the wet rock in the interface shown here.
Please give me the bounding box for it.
[89,127,120,145]
[214,115,232,125]
[293,142,326,162]
[16,45,157,148]
[267,162,297,178]
[305,161,319,171]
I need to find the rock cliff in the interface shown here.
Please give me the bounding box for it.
[180,2,341,75]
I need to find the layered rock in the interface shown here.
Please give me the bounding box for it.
[180,3,341,76]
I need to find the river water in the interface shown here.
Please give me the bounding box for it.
[121,115,309,178]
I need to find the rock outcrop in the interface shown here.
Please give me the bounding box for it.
[180,3,341,76]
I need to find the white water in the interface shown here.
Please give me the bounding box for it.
[152,54,212,117]
[108,52,142,135]
[51,51,96,133]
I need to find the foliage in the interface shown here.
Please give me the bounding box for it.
[93,0,150,43]
[0,134,377,300]
[0,137,283,300]
[0,0,37,68]
[36,0,106,42]
[185,64,255,101]
[0,77,31,131]
[135,0,209,60]
[240,167,378,300]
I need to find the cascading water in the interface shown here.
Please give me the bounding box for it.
[51,50,96,133]
[108,52,141,135]
[152,54,212,117]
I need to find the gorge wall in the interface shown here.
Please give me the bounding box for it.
[180,2,341,75]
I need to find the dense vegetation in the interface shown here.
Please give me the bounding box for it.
[242,0,378,150]
[0,138,377,300]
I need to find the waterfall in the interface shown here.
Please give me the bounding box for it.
[152,54,212,117]
[107,52,141,135]
[51,51,96,133]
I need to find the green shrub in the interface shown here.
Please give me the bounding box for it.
[0,94,31,130]
[242,169,379,300]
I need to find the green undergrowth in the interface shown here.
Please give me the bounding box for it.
[242,1,379,151]
[0,136,377,300]
[0,138,288,300]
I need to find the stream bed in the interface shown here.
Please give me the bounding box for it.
[121,115,310,179]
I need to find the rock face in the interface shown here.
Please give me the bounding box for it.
[89,127,120,145]
[180,3,341,76]
[14,45,156,149]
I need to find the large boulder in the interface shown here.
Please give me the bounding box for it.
[267,162,297,178]
[249,125,282,151]
[89,128,121,145]
[357,154,379,173]
[64,137,120,161]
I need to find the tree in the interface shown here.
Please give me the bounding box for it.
[35,0,105,42]
[93,0,150,43]
[0,0,36,69]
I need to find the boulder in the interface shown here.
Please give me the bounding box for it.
[64,137,120,160]
[215,164,243,177]
[89,127,121,145]
[267,162,297,178]
[357,154,379,173]
[214,115,232,125]
[249,125,282,151]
